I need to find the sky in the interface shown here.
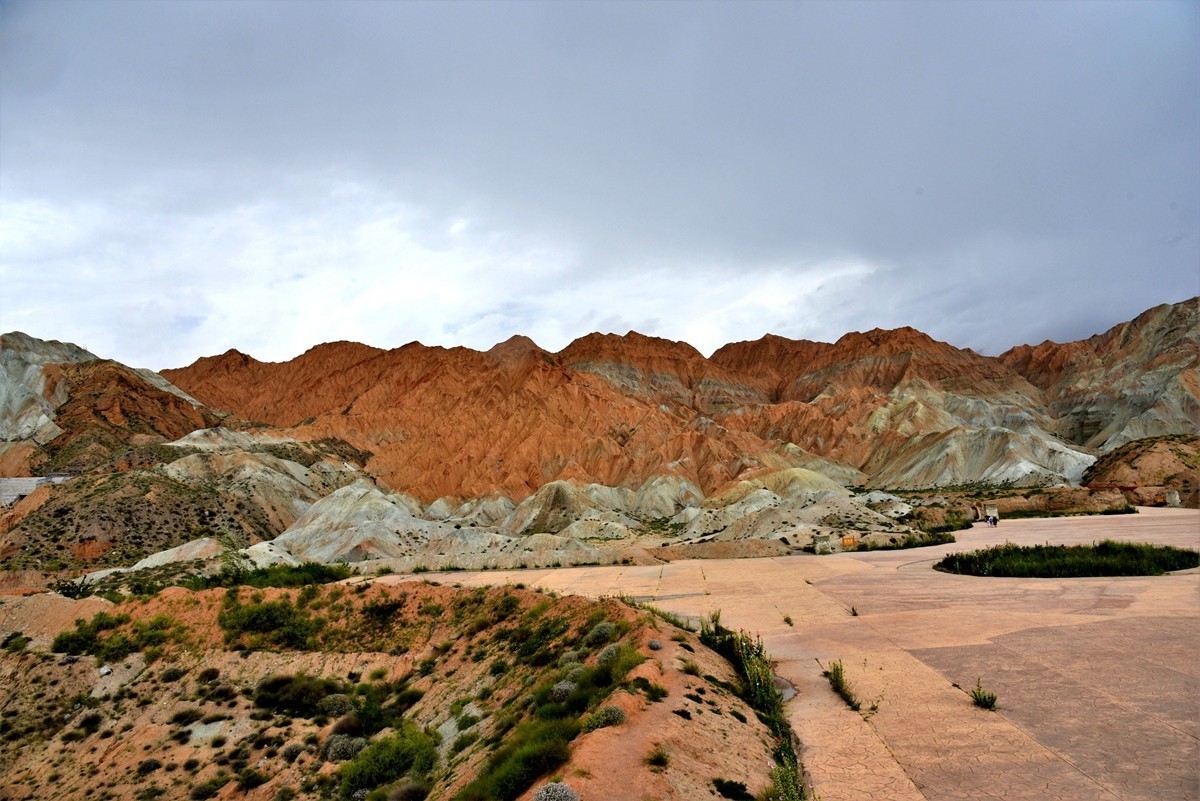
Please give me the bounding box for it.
[1,0,1197,370]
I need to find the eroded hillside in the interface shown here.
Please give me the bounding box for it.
[0,579,797,801]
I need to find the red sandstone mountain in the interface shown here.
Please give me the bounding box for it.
[158,298,1200,502]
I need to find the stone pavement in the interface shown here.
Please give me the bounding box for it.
[388,507,1200,800]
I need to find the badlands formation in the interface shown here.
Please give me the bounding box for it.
[0,297,1196,581]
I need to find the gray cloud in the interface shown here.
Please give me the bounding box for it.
[1,0,1196,369]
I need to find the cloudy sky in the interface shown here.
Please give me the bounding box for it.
[1,1,1197,370]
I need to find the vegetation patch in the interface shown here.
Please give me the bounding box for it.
[934,540,1199,578]
[969,679,997,710]
[819,659,860,712]
[699,612,810,800]
[856,530,956,551]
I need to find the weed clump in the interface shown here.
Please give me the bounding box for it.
[820,659,860,712]
[970,679,997,710]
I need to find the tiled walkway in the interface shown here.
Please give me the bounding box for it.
[389,507,1200,800]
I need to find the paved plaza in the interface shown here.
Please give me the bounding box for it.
[393,507,1199,800]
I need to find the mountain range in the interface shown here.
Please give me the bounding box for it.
[0,297,1196,575]
[157,298,1199,500]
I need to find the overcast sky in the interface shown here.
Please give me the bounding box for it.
[1,0,1197,370]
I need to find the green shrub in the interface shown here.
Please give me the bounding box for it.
[218,599,317,649]
[337,723,437,798]
[254,674,344,717]
[188,562,352,590]
[170,708,203,726]
[581,705,625,732]
[51,611,130,656]
[237,769,269,791]
[188,775,230,800]
[970,679,997,710]
[454,719,577,801]
[935,540,1200,578]
[857,530,957,550]
[323,734,367,762]
[582,621,616,647]
[700,612,806,799]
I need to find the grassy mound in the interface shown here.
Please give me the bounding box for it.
[934,540,1199,578]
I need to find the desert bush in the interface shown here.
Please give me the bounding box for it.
[556,650,582,667]
[581,705,625,732]
[188,775,230,800]
[160,666,187,683]
[188,561,352,590]
[218,599,317,649]
[533,783,579,801]
[317,693,356,717]
[595,643,621,669]
[51,611,130,656]
[281,743,304,763]
[583,621,616,647]
[646,745,669,768]
[337,723,437,798]
[255,674,343,717]
[455,718,578,801]
[323,734,367,762]
[137,758,162,775]
[170,708,203,726]
[629,677,668,702]
[388,778,429,801]
[549,681,576,703]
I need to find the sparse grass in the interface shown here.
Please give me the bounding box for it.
[820,659,860,712]
[935,540,1199,578]
[645,745,670,770]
